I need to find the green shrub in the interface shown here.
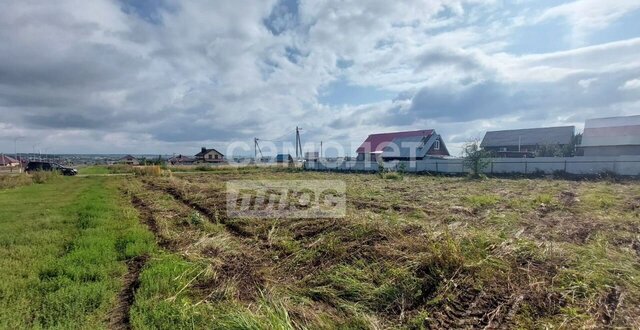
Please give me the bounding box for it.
[0,174,32,189]
[31,171,60,184]
[384,172,403,180]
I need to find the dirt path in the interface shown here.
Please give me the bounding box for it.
[108,255,148,330]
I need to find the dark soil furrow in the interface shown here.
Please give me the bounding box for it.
[108,255,148,330]
[144,181,253,238]
[131,195,170,249]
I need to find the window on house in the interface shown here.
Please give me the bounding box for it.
[208,154,212,159]
[434,139,440,150]
[215,154,219,159]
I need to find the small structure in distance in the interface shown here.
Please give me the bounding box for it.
[195,147,225,163]
[168,154,195,165]
[118,155,140,165]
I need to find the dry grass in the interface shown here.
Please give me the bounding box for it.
[125,170,640,329]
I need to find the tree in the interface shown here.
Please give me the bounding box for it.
[463,140,490,178]
[536,133,583,157]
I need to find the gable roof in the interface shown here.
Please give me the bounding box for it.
[0,154,19,165]
[481,126,574,148]
[381,134,449,158]
[581,115,640,147]
[119,154,137,160]
[357,129,434,153]
[168,154,194,162]
[195,148,224,157]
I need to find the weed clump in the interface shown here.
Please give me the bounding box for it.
[31,171,61,184]
[0,173,33,189]
[133,166,171,177]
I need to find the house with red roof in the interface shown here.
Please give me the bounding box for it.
[356,129,450,162]
[0,154,20,167]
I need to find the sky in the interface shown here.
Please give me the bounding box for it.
[0,0,639,157]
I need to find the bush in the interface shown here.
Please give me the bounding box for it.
[0,174,33,189]
[133,166,165,177]
[31,171,61,184]
[463,140,489,179]
[105,165,135,174]
[384,172,403,180]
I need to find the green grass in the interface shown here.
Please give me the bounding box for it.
[2,171,640,328]
[0,177,154,329]
[77,166,112,175]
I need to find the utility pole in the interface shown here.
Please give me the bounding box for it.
[14,137,23,162]
[295,127,299,159]
[254,138,263,161]
[518,136,521,152]
[320,141,323,158]
[32,143,39,161]
[295,126,303,159]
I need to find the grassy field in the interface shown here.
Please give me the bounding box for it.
[1,168,639,328]
[0,176,154,329]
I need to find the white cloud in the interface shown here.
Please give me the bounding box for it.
[620,78,640,90]
[0,0,638,156]
[537,0,640,44]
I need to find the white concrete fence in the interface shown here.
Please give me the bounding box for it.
[304,156,640,176]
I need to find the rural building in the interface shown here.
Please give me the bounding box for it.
[579,115,640,156]
[195,147,224,163]
[356,129,449,161]
[275,154,293,163]
[168,154,195,165]
[304,152,319,161]
[481,126,575,158]
[118,155,139,165]
[0,154,20,167]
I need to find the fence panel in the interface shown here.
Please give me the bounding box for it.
[305,156,640,176]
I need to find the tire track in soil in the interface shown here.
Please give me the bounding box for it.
[138,179,377,321]
[108,195,169,329]
[425,289,523,329]
[131,195,170,249]
[140,180,270,302]
[108,255,148,330]
[144,181,253,238]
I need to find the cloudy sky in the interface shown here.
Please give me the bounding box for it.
[1,0,639,156]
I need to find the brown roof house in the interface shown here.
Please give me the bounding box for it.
[195,147,225,163]
[168,154,195,165]
[0,154,20,167]
[118,155,140,165]
[356,129,449,162]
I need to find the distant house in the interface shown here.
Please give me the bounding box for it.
[356,129,449,161]
[168,154,195,165]
[195,147,224,163]
[275,154,293,163]
[481,126,575,158]
[304,152,319,161]
[0,154,20,167]
[579,115,640,156]
[118,155,139,165]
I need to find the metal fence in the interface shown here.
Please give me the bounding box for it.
[304,156,640,176]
